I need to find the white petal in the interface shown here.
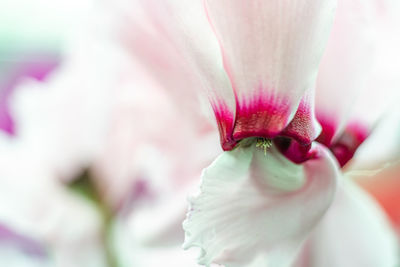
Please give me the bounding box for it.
[183,143,339,267]
[296,178,399,267]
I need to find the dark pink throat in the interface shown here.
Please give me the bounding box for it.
[214,100,369,166]
[213,98,319,164]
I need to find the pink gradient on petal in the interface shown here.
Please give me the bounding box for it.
[211,100,235,151]
[205,2,307,153]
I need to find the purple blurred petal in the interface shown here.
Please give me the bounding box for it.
[0,53,60,135]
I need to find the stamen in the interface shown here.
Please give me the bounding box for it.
[255,138,272,156]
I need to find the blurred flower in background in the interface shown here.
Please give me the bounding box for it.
[0,0,400,267]
[0,0,109,266]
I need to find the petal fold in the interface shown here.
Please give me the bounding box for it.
[183,143,339,267]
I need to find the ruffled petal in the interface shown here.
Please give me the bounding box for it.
[295,178,399,267]
[183,143,339,267]
[205,0,336,143]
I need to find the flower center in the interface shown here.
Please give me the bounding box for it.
[235,137,273,156]
[255,138,273,156]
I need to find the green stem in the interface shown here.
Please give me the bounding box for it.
[68,171,119,267]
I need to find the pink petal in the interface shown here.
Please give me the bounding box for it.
[316,0,400,166]
[205,0,336,145]
[315,0,383,146]
[183,143,339,267]
[115,0,236,149]
[328,122,369,167]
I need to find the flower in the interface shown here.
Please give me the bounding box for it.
[0,130,107,267]
[0,2,120,265]
[114,0,400,266]
[1,0,399,266]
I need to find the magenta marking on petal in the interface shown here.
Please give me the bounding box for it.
[274,137,316,164]
[282,98,321,146]
[212,87,320,163]
[315,115,369,167]
[330,122,369,167]
[233,88,292,141]
[316,114,338,147]
[211,99,236,151]
[0,223,48,258]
